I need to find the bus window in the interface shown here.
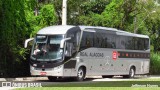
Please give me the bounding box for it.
[125,37,134,50]
[120,36,125,49]
[80,31,93,50]
[145,38,149,50]
[86,37,90,47]
[103,34,116,49]
[66,30,79,56]
[111,36,116,48]
[116,35,120,49]
[138,38,145,50]
[101,35,107,48]
[104,37,108,48]
[94,33,101,48]
[134,37,138,50]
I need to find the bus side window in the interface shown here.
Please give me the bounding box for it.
[111,36,116,48]
[105,34,115,49]
[125,37,134,50]
[66,30,80,55]
[104,37,108,48]
[86,37,91,47]
[80,34,86,50]
[80,31,93,50]
[116,36,121,49]
[100,33,106,48]
[139,38,145,50]
[94,34,100,48]
[131,37,135,50]
[120,36,125,49]
[145,38,149,50]
[86,32,93,48]
[134,37,138,50]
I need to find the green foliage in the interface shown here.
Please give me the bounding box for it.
[52,0,62,24]
[0,0,58,77]
[78,13,103,26]
[32,4,57,36]
[25,3,57,37]
[52,0,110,25]
[0,0,31,77]
[101,0,124,28]
[39,4,57,26]
[80,0,111,15]
[150,52,160,74]
[145,11,160,51]
[67,0,89,25]
[77,0,110,25]
[77,0,160,53]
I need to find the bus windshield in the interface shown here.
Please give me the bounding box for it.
[31,35,64,61]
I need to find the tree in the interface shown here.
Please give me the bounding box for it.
[53,0,63,24]
[52,0,110,25]
[0,0,32,77]
[101,0,124,29]
[77,0,111,25]
[25,0,57,37]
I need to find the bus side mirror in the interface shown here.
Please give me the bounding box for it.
[60,37,71,48]
[65,42,73,57]
[24,38,34,48]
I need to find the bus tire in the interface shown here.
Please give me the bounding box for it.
[48,76,57,81]
[102,75,113,78]
[75,67,86,81]
[123,67,135,78]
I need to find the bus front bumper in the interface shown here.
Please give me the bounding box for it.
[30,66,63,76]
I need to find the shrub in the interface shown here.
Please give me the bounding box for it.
[150,52,160,74]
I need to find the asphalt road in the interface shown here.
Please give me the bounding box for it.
[0,75,159,82]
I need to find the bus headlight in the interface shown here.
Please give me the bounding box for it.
[33,64,37,67]
[54,65,62,70]
[30,66,35,70]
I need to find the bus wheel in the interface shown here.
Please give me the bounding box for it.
[48,76,57,81]
[123,67,135,78]
[102,75,113,78]
[76,67,86,81]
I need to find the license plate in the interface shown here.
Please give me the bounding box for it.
[40,72,47,76]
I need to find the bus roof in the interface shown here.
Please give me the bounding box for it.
[79,26,149,38]
[37,25,74,35]
[116,30,149,38]
[79,25,118,32]
[37,25,149,38]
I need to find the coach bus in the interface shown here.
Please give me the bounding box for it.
[24,25,150,81]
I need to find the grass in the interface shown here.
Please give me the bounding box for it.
[123,78,160,81]
[15,87,160,90]
[14,77,160,90]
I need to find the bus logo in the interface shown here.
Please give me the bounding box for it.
[112,51,117,60]
[2,82,11,87]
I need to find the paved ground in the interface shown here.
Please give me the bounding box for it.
[0,87,18,90]
[0,75,160,82]
[0,75,159,82]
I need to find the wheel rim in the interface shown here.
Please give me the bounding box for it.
[78,69,83,79]
[130,68,134,77]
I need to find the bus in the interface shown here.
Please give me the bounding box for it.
[25,25,150,81]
